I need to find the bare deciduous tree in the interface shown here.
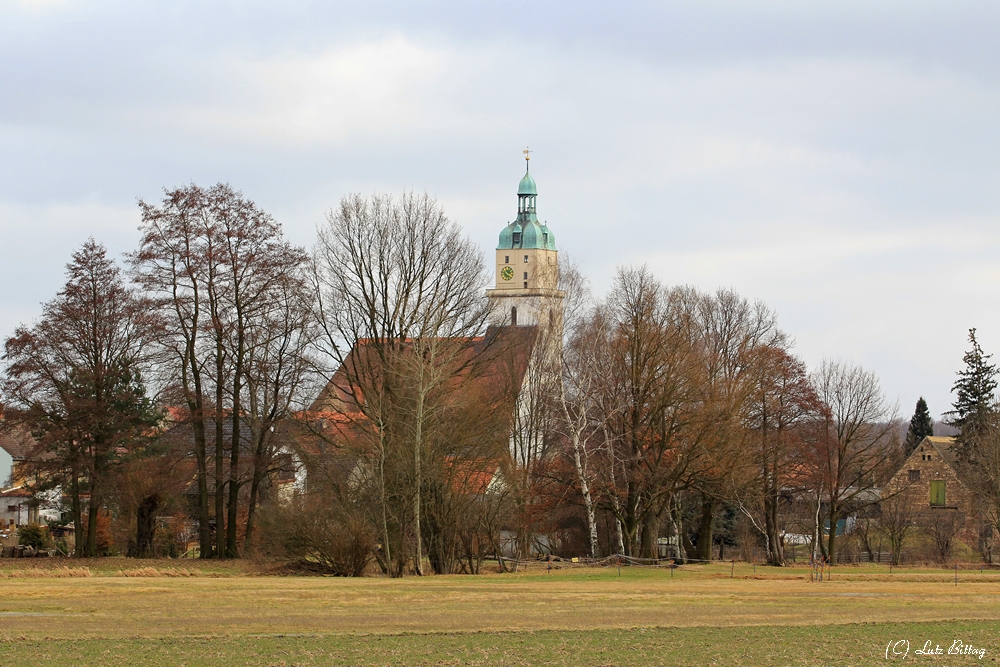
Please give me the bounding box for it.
[312,192,493,575]
[879,489,917,565]
[133,183,307,557]
[554,261,604,558]
[811,359,898,564]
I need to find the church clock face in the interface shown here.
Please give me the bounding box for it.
[500,266,514,281]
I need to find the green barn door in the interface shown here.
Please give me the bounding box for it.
[930,480,946,506]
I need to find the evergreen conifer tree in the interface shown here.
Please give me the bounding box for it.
[948,328,998,460]
[904,396,934,456]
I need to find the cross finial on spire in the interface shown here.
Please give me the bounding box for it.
[523,146,532,165]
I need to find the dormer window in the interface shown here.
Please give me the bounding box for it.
[543,233,548,244]
[512,232,521,245]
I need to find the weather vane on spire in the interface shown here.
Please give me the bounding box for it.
[523,146,532,164]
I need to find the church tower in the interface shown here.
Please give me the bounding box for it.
[486,153,564,333]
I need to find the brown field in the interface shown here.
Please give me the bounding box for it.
[1,559,999,665]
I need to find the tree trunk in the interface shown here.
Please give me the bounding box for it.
[192,411,211,559]
[226,369,242,558]
[85,479,99,557]
[669,498,684,563]
[214,392,226,559]
[70,456,84,557]
[413,389,424,576]
[184,351,212,559]
[135,493,160,558]
[695,495,716,562]
[85,447,106,557]
[569,431,598,558]
[764,486,784,566]
[243,422,274,555]
[622,491,640,557]
[826,502,839,565]
[243,469,261,555]
[378,435,393,576]
[226,320,248,558]
[640,510,659,559]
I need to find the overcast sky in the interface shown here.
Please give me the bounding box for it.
[2,2,1000,480]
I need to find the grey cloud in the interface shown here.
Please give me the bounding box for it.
[2,1,1000,421]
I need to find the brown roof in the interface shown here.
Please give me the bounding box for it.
[302,325,539,479]
[310,325,539,416]
[0,424,40,461]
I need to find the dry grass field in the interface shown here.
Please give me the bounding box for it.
[2,559,999,665]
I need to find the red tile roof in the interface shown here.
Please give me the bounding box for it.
[310,325,538,416]
[0,424,40,461]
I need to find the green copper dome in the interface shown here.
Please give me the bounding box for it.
[497,165,556,251]
[518,170,537,195]
[497,220,556,250]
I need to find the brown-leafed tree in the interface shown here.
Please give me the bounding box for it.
[3,239,159,556]
[737,346,820,566]
[589,268,707,559]
[688,289,783,563]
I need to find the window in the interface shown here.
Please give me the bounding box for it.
[524,255,529,263]
[543,233,548,244]
[909,469,920,481]
[523,272,528,280]
[930,480,946,506]
[512,233,521,245]
[511,306,517,326]
[6,505,15,513]
[523,281,528,288]
[505,256,509,264]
